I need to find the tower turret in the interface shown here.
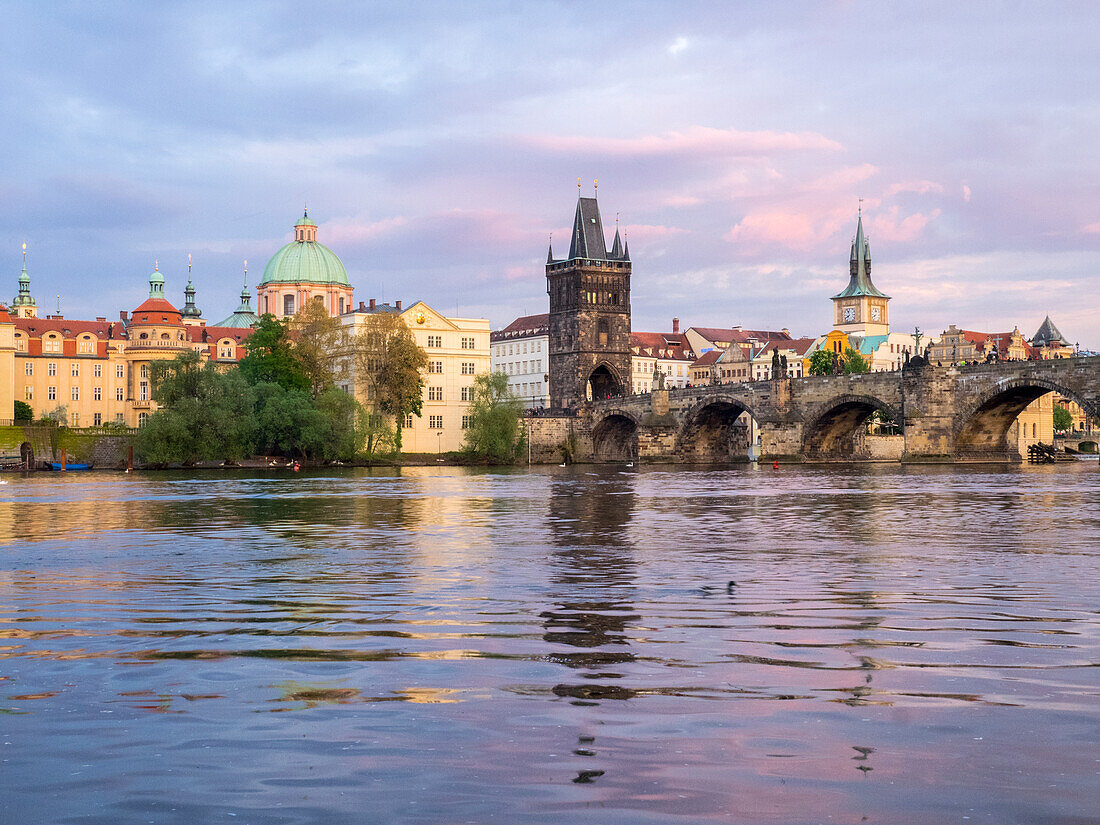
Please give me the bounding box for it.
[11,243,37,318]
[831,209,889,335]
[546,184,632,408]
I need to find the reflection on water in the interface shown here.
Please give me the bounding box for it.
[1,464,1098,824]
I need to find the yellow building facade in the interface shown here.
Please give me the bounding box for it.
[3,267,249,427]
[339,300,490,453]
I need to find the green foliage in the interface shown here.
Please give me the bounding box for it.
[289,300,342,396]
[250,382,326,458]
[358,411,396,458]
[238,314,311,393]
[350,312,428,450]
[807,350,835,376]
[843,347,871,374]
[462,371,524,461]
[313,386,364,461]
[1053,404,1073,431]
[13,400,33,421]
[137,352,255,465]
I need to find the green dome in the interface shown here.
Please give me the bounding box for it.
[260,213,349,286]
[261,240,348,286]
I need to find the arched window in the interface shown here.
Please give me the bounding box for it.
[283,294,295,316]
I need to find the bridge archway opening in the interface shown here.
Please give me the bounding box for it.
[956,382,1097,458]
[592,414,638,462]
[803,396,896,459]
[678,401,757,463]
[586,365,622,402]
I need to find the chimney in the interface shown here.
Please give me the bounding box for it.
[395,300,402,310]
[358,301,366,311]
[369,298,376,310]
[733,324,742,331]
[672,317,680,334]
[781,328,789,336]
[120,310,129,322]
[96,316,106,322]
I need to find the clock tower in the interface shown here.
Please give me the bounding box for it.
[832,211,889,336]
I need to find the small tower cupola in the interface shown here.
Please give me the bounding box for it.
[294,208,318,242]
[149,261,166,299]
[12,242,38,317]
[181,254,202,318]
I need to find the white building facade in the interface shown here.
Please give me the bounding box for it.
[490,314,550,410]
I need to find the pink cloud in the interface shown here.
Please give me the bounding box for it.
[867,206,942,243]
[520,125,843,158]
[1082,221,1100,234]
[804,164,879,192]
[885,179,945,197]
[726,211,836,250]
[623,223,686,241]
[324,215,409,245]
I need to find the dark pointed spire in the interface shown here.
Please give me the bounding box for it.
[610,213,623,259]
[622,233,630,261]
[547,235,555,264]
[567,196,609,260]
[833,210,886,299]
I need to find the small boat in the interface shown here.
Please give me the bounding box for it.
[46,462,91,471]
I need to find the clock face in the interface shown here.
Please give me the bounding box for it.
[843,307,856,322]
[871,306,881,321]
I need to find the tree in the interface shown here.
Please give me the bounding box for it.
[238,314,310,393]
[843,347,871,374]
[137,351,255,465]
[348,312,428,450]
[13,400,33,421]
[313,386,364,461]
[807,350,835,376]
[1053,404,1073,432]
[463,371,524,461]
[250,382,327,458]
[289,299,342,396]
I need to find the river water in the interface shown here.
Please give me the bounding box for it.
[1,464,1097,824]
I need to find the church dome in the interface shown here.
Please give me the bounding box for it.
[259,211,349,287]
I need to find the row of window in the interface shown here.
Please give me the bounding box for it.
[424,335,478,349]
[404,414,472,430]
[492,340,542,357]
[25,362,128,378]
[27,386,132,402]
[424,386,474,402]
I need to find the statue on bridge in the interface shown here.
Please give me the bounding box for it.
[654,363,666,391]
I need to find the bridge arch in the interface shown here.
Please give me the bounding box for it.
[677,396,760,462]
[591,409,639,462]
[586,361,625,402]
[954,377,1098,457]
[802,393,898,458]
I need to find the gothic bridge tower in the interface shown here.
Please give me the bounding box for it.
[546,188,632,409]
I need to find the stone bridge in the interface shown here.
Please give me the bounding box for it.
[557,355,1100,463]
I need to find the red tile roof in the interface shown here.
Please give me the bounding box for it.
[690,327,793,345]
[492,313,549,341]
[630,331,695,360]
[754,337,817,357]
[131,298,183,321]
[690,350,723,367]
[13,316,122,338]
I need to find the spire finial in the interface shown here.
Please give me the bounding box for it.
[155,259,159,271]
[244,259,248,284]
[303,203,308,218]
[577,177,581,194]
[187,252,192,281]
[594,178,598,196]
[858,197,863,216]
[22,242,26,262]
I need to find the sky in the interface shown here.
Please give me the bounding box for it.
[3,1,1099,347]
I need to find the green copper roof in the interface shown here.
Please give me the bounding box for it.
[260,213,348,286]
[214,282,260,327]
[12,260,35,307]
[833,213,888,300]
[261,240,348,286]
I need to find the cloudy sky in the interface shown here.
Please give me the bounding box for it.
[3,1,1098,346]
